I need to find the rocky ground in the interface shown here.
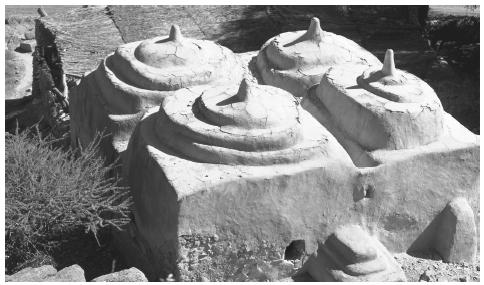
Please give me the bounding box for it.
[5,265,147,282]
[395,252,480,282]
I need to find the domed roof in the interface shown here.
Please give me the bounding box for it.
[134,25,212,69]
[154,79,328,165]
[256,17,380,97]
[356,49,435,103]
[102,25,243,92]
[308,49,444,150]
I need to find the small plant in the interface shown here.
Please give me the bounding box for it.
[5,126,132,273]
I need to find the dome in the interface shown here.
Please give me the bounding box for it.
[154,79,329,165]
[91,25,244,114]
[256,17,381,97]
[307,49,444,150]
[356,49,436,104]
[134,25,212,69]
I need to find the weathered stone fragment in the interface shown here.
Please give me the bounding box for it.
[44,265,85,282]
[19,40,36,53]
[256,17,380,97]
[6,264,86,282]
[6,265,57,282]
[302,225,406,282]
[92,267,148,282]
[434,197,477,263]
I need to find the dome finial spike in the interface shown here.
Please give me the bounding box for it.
[169,24,183,42]
[306,17,323,41]
[382,49,396,76]
[236,78,255,102]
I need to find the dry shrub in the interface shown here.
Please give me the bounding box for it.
[5,126,132,272]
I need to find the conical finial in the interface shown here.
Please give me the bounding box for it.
[382,49,396,76]
[169,25,183,42]
[236,78,256,102]
[306,17,323,41]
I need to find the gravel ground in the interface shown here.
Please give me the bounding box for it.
[394,252,480,282]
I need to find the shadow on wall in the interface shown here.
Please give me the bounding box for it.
[216,6,360,53]
[216,6,282,53]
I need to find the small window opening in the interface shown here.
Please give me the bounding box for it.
[284,240,306,260]
[365,185,375,198]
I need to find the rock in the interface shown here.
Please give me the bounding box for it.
[303,225,407,282]
[6,264,85,282]
[45,264,85,282]
[24,31,35,40]
[419,270,434,282]
[234,272,249,281]
[434,197,477,264]
[459,276,467,282]
[6,265,57,281]
[246,263,267,281]
[37,7,48,17]
[18,40,36,53]
[91,267,148,282]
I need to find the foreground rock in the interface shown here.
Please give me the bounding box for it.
[6,265,148,282]
[91,267,148,282]
[18,40,36,53]
[6,265,85,282]
[434,197,477,263]
[302,225,406,281]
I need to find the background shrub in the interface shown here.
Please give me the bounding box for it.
[5,127,132,273]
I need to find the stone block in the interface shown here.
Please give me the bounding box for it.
[5,265,57,282]
[5,264,85,282]
[19,40,36,53]
[434,197,477,263]
[92,267,148,282]
[44,264,85,282]
[24,31,35,40]
[303,225,406,281]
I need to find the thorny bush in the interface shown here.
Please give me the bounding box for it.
[5,126,132,273]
